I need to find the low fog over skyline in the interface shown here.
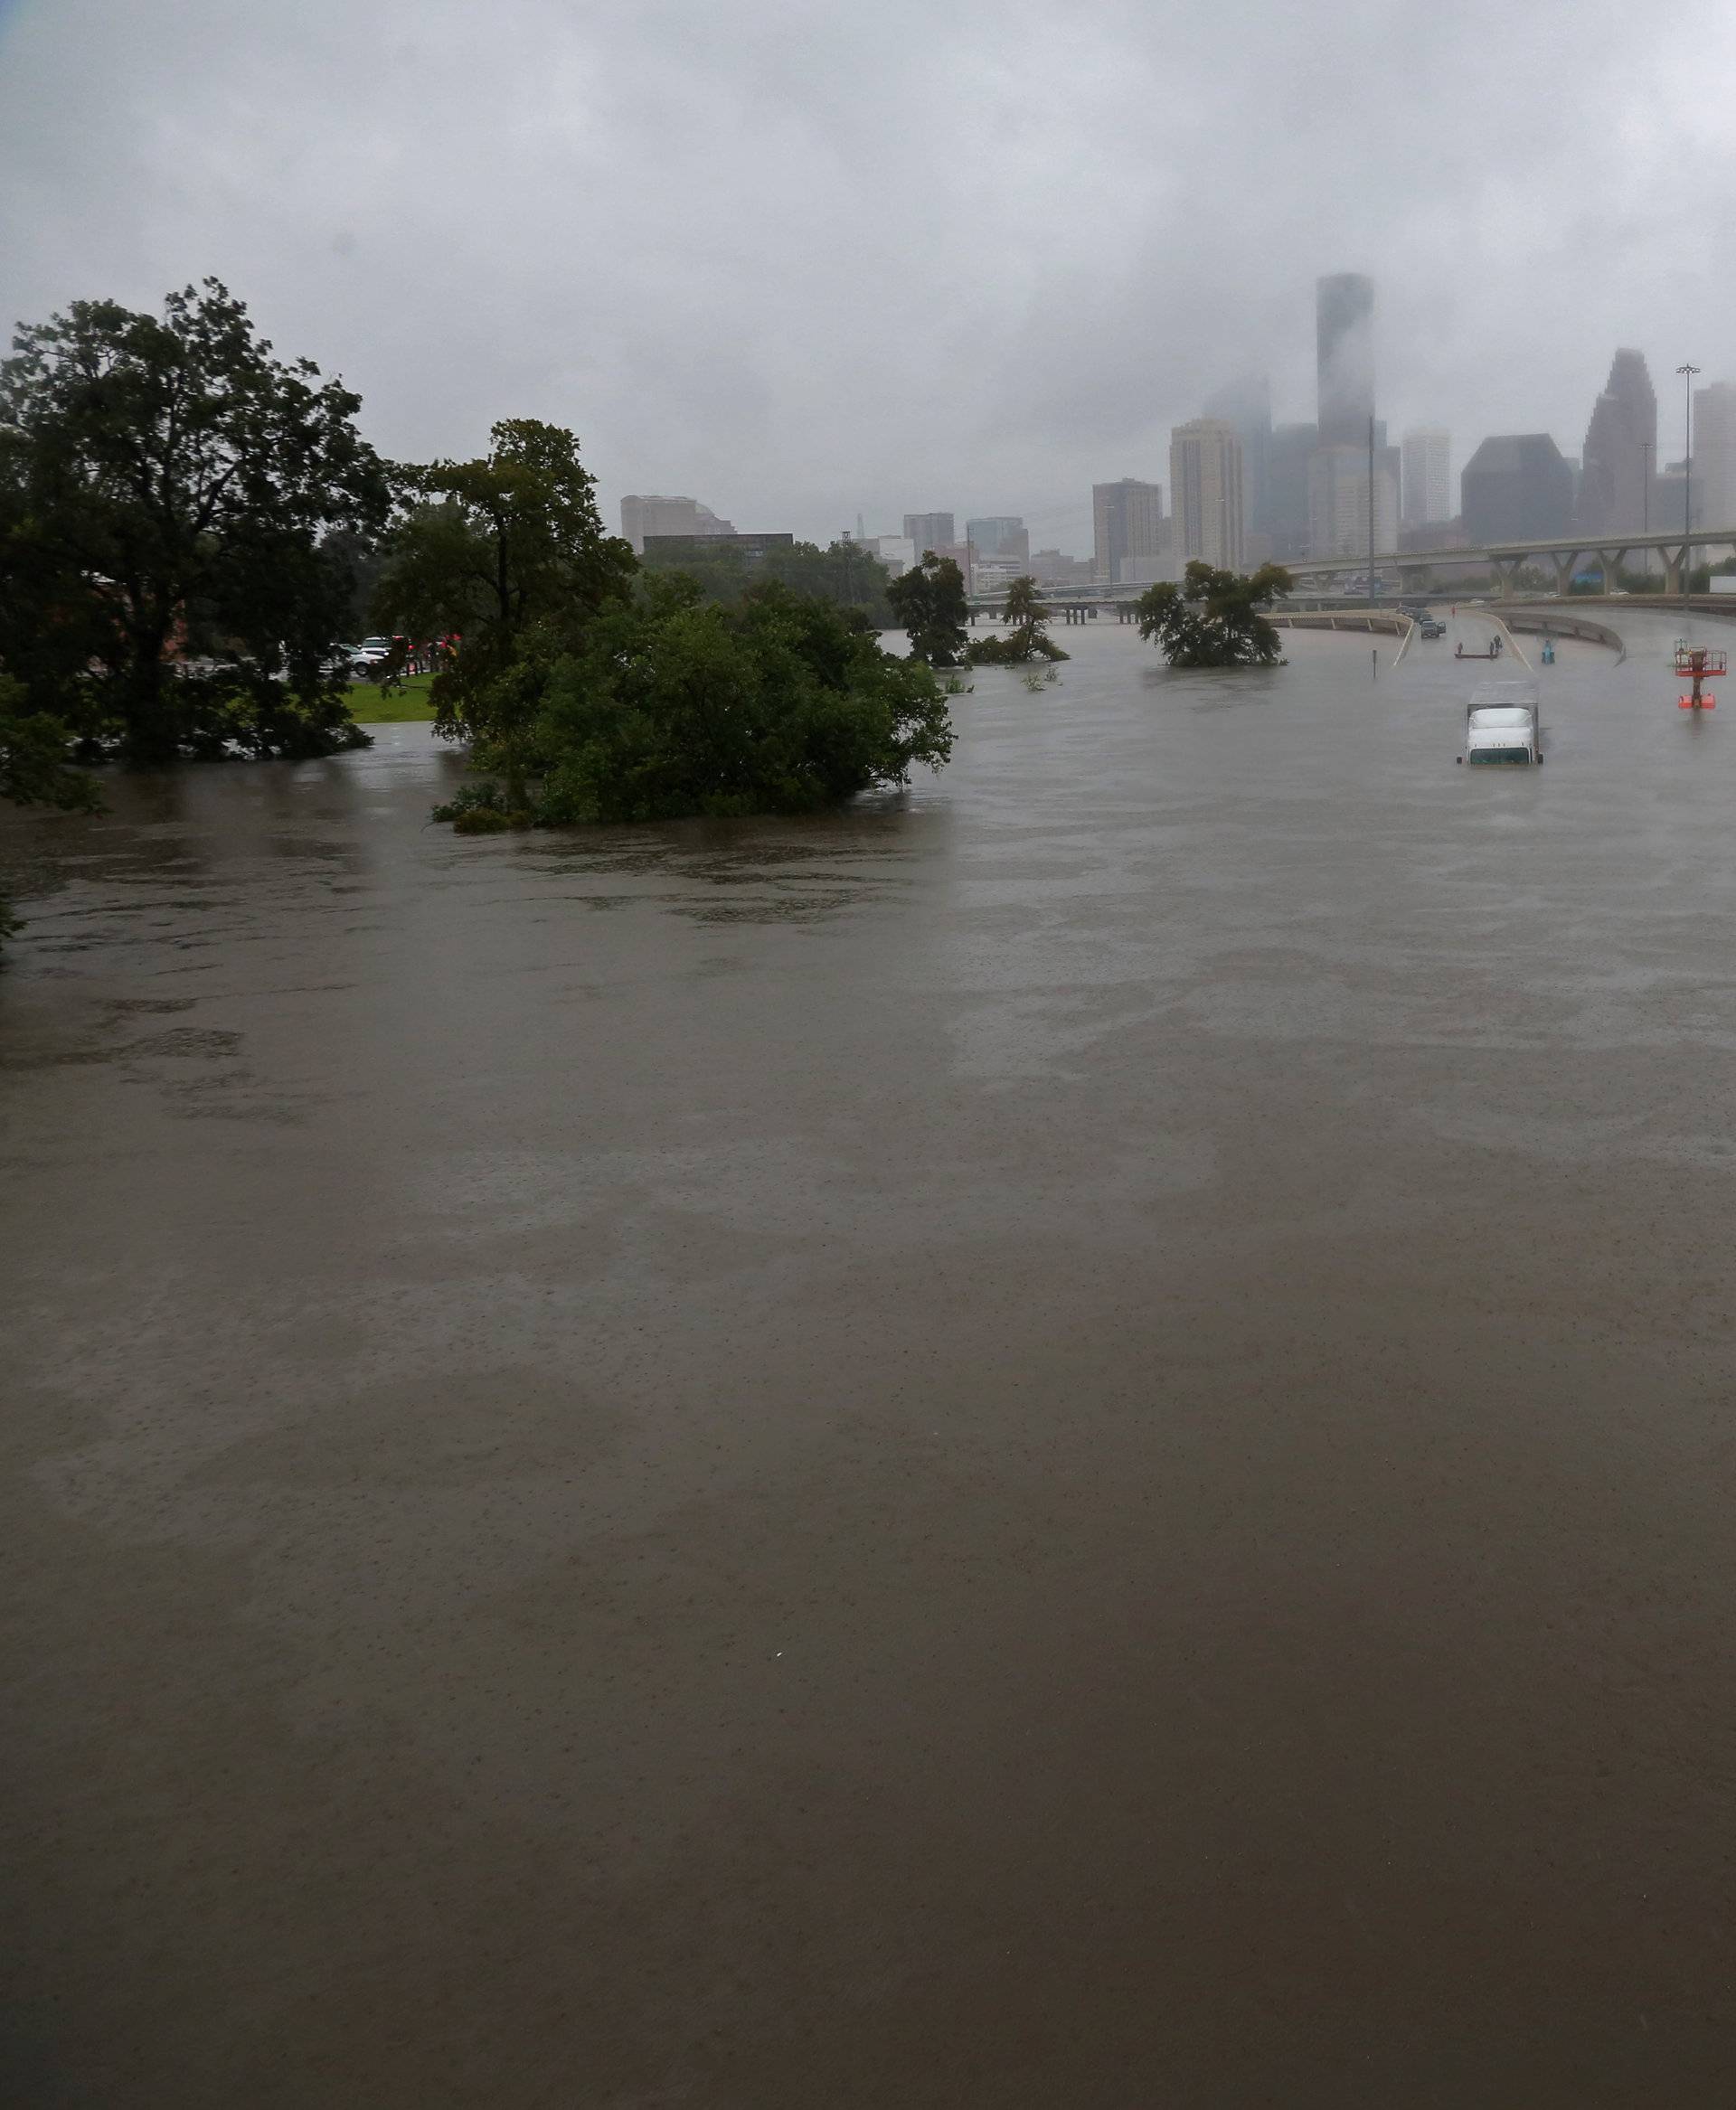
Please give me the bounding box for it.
[5,0,1735,551]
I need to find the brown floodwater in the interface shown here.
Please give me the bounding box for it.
[3,611,1734,2106]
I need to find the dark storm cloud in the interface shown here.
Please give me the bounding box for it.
[4,0,1733,550]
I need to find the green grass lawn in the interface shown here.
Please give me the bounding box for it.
[348,673,437,723]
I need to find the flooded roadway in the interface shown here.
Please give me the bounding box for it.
[3,610,1735,2105]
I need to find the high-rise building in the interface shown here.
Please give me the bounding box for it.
[1031,548,1096,586]
[1092,478,1165,584]
[1461,435,1573,543]
[1576,350,1656,538]
[641,532,793,567]
[1268,423,1316,560]
[1170,419,1245,570]
[1316,274,1375,448]
[1401,429,1453,529]
[966,516,1030,565]
[902,512,955,558]
[1693,381,1736,533]
[620,495,736,554]
[1203,374,1272,544]
[868,535,917,576]
[1653,459,1695,535]
[1307,445,1397,561]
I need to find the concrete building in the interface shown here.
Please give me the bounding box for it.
[1460,434,1573,543]
[1092,478,1165,584]
[1576,350,1656,539]
[1316,274,1375,448]
[1268,423,1316,560]
[1032,548,1096,586]
[1170,419,1245,570]
[1654,459,1699,536]
[641,532,794,567]
[1401,429,1452,530]
[1307,444,1397,561]
[901,513,955,559]
[620,495,736,554]
[1693,381,1736,535]
[867,534,917,576]
[1203,373,1272,546]
[967,517,1030,567]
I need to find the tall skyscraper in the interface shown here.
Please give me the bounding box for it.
[1576,350,1656,537]
[1268,423,1316,560]
[1092,479,1165,584]
[1170,420,1245,570]
[902,512,955,558]
[1401,429,1453,529]
[1461,435,1573,543]
[1693,381,1736,532]
[1316,274,1375,447]
[1307,446,1397,561]
[966,516,1030,564]
[1203,374,1272,547]
[620,495,736,554]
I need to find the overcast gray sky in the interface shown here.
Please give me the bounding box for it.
[4,0,1734,551]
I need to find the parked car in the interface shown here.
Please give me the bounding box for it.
[346,636,404,674]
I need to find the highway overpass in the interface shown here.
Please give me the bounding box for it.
[967,523,1736,617]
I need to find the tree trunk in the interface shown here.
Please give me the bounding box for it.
[120,622,178,766]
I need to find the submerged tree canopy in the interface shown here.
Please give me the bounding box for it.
[373,419,635,806]
[886,550,968,666]
[1,673,100,945]
[0,280,392,762]
[967,574,1068,665]
[1135,560,1294,667]
[438,578,954,829]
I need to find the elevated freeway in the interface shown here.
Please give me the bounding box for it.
[1283,524,1736,598]
[967,525,1736,619]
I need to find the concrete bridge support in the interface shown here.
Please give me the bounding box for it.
[1659,545,1687,596]
[1551,551,1581,597]
[1597,548,1628,594]
[1492,555,1526,599]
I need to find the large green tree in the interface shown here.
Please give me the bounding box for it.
[967,574,1068,664]
[439,577,954,827]
[1,674,99,946]
[885,550,968,666]
[374,419,634,802]
[0,280,392,761]
[1135,560,1294,667]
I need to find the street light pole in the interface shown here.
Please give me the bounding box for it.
[1641,439,1653,585]
[1677,363,1699,599]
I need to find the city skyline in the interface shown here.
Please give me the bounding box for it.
[5,0,1734,559]
[848,286,1726,564]
[850,309,1735,568]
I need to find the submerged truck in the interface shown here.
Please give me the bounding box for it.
[1460,682,1541,765]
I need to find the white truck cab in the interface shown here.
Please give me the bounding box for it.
[1462,683,1540,765]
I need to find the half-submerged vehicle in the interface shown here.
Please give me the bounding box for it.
[1460,684,1541,765]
